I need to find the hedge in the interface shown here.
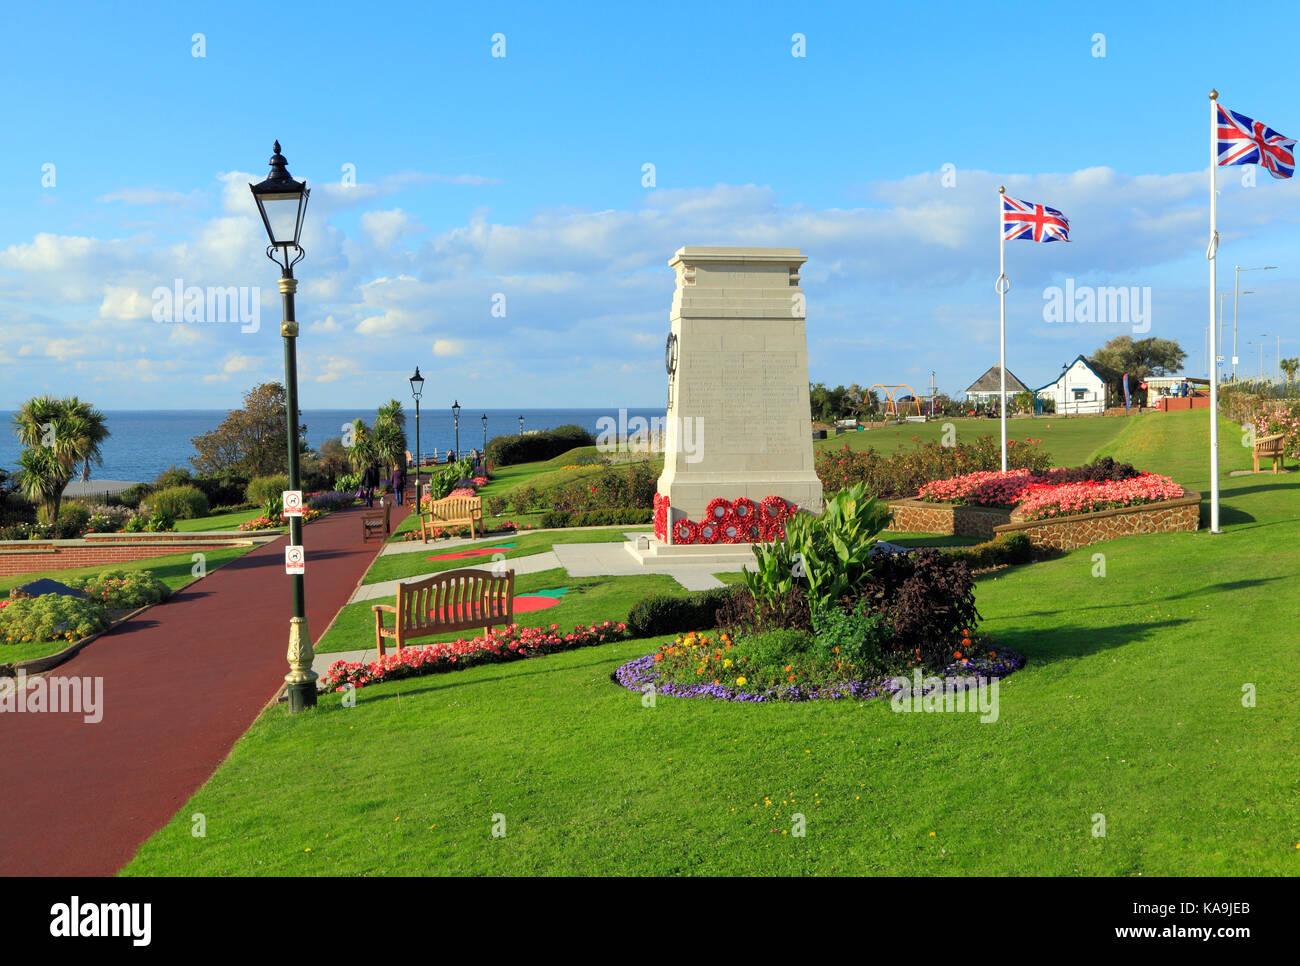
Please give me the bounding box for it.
[486,425,595,467]
[625,587,741,638]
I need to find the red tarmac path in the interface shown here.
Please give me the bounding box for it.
[0,501,412,876]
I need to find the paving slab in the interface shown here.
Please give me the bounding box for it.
[349,550,562,603]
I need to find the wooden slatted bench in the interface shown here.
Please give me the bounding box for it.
[421,494,482,542]
[1253,433,1286,474]
[372,567,514,656]
[361,501,391,542]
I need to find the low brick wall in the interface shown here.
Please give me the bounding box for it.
[887,499,1013,540]
[0,535,255,577]
[995,489,1201,551]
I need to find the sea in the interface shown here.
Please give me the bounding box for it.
[0,408,664,484]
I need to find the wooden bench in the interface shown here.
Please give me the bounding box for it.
[420,494,482,542]
[371,568,515,656]
[1253,433,1286,474]
[361,501,391,542]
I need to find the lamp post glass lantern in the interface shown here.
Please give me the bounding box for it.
[452,400,461,458]
[249,140,315,713]
[410,366,424,505]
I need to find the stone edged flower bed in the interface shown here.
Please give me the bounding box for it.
[888,489,1201,551]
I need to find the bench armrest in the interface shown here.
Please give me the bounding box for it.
[371,604,397,614]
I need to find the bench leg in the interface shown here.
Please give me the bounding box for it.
[374,609,386,658]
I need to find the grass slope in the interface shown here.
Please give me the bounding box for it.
[123,409,1300,875]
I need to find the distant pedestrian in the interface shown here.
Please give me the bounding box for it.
[391,463,407,505]
[362,462,379,507]
[447,448,456,464]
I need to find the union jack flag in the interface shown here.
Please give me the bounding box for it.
[1216,104,1295,179]
[1002,195,1070,243]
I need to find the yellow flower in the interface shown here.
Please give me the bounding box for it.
[736,676,747,686]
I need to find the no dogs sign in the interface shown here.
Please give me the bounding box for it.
[285,545,305,574]
[282,490,304,517]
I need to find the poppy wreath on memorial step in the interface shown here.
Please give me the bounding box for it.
[696,518,721,544]
[671,519,698,544]
[762,519,787,542]
[719,511,746,543]
[705,497,732,522]
[760,495,791,522]
[730,497,757,522]
[742,518,764,541]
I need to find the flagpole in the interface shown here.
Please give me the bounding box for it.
[1208,90,1222,534]
[997,186,1009,472]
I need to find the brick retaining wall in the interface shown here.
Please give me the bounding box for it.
[0,536,255,577]
[886,500,1013,540]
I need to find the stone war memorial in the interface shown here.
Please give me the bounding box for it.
[628,246,824,564]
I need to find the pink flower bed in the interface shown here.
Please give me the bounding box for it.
[917,469,1037,506]
[1014,474,1183,521]
[321,620,628,691]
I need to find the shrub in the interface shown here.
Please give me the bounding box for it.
[189,474,250,508]
[145,509,175,532]
[81,504,135,533]
[1041,456,1139,485]
[538,508,652,528]
[811,598,895,672]
[144,485,209,520]
[486,425,595,466]
[117,483,155,509]
[153,466,193,489]
[0,594,110,646]
[852,550,979,666]
[55,503,92,538]
[816,435,1052,499]
[68,569,170,609]
[716,583,813,636]
[307,491,355,511]
[486,495,508,517]
[124,512,148,533]
[944,533,1036,571]
[335,471,362,493]
[545,462,656,515]
[625,587,741,638]
[509,485,539,513]
[246,474,290,507]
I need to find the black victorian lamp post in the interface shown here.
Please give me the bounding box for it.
[250,140,314,713]
[481,413,488,459]
[452,399,461,458]
[518,414,524,435]
[409,366,424,505]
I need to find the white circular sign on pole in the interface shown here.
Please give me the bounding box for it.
[285,545,305,574]
[282,490,304,517]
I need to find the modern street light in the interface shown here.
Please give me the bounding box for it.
[249,140,315,713]
[481,413,488,459]
[452,399,461,458]
[409,366,424,506]
[1233,265,1275,379]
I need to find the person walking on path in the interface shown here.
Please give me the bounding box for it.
[362,462,379,507]
[391,463,407,505]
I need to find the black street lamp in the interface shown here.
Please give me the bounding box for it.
[250,140,314,713]
[518,414,524,435]
[452,399,461,458]
[481,413,488,459]
[409,366,424,506]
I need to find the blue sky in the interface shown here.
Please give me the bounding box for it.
[3,0,1300,409]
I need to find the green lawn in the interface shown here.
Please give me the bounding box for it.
[174,508,263,532]
[123,408,1300,875]
[0,543,256,663]
[818,414,1136,468]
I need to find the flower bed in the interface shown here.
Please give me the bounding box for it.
[322,620,627,690]
[614,641,1026,703]
[1013,474,1184,521]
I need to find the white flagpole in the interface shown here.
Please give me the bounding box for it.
[1208,90,1222,533]
[997,186,1009,472]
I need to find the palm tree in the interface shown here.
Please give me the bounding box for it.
[345,419,376,473]
[11,396,110,522]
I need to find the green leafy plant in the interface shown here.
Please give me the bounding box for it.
[0,593,110,646]
[143,484,210,520]
[811,598,894,672]
[68,569,170,609]
[245,474,290,507]
[625,587,740,638]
